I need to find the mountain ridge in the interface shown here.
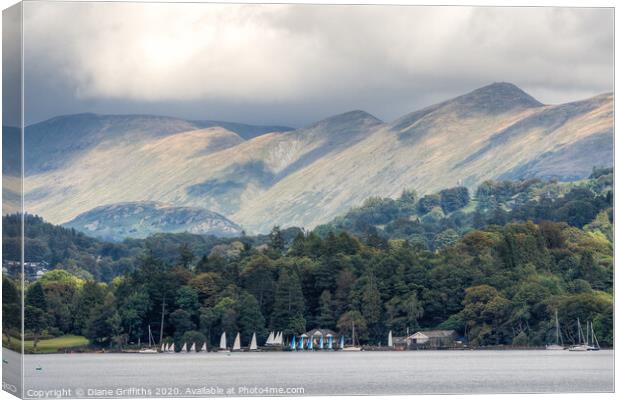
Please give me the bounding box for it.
[21,83,613,235]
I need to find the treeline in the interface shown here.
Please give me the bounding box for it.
[320,168,613,251]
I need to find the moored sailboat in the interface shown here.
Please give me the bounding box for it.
[546,310,564,350]
[232,332,241,351]
[342,321,362,351]
[388,330,393,348]
[190,343,196,352]
[138,325,158,353]
[201,342,207,352]
[219,332,229,352]
[568,318,588,351]
[249,332,258,351]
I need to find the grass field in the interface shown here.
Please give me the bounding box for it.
[3,335,89,353]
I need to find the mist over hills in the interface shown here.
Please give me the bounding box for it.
[21,82,613,236]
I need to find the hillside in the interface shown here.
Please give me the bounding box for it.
[63,201,243,241]
[22,83,613,234]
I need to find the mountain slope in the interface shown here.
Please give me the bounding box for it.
[63,201,242,241]
[23,83,613,234]
[231,85,612,232]
[24,113,292,175]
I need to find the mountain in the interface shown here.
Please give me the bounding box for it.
[193,120,294,140]
[21,83,613,234]
[63,201,242,242]
[23,113,292,175]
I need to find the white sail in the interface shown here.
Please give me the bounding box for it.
[181,343,187,353]
[233,332,241,351]
[169,343,175,353]
[388,330,393,347]
[190,343,196,352]
[250,333,258,351]
[201,342,207,352]
[220,332,227,350]
[265,331,275,345]
[277,332,283,344]
[162,342,167,352]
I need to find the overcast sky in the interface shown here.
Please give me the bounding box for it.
[22,3,613,127]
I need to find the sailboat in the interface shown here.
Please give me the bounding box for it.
[546,310,564,350]
[265,331,275,346]
[168,343,176,353]
[342,321,362,351]
[190,343,196,352]
[180,343,188,353]
[388,330,394,348]
[219,332,229,352]
[139,325,158,353]
[276,332,283,345]
[586,321,600,351]
[568,318,588,351]
[232,332,241,351]
[201,342,207,352]
[249,333,258,351]
[290,336,296,351]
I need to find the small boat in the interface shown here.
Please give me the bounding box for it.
[249,333,258,351]
[388,330,394,348]
[138,325,158,353]
[342,321,362,351]
[160,341,166,353]
[276,332,283,345]
[219,332,229,352]
[180,343,188,353]
[232,332,241,351]
[568,318,588,351]
[546,310,564,350]
[265,331,275,346]
[190,343,196,352]
[290,336,296,351]
[586,321,600,351]
[168,343,176,353]
[201,342,207,352]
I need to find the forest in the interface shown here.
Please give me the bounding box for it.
[2,168,613,351]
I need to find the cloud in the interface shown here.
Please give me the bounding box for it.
[22,3,613,125]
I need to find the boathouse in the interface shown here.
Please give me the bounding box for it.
[408,330,458,349]
[304,328,337,340]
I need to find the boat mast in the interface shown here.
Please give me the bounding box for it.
[555,310,560,345]
[159,295,166,345]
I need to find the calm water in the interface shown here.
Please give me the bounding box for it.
[6,350,614,398]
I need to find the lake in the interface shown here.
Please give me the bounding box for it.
[5,350,614,398]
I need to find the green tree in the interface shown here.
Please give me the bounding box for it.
[237,292,266,343]
[317,290,335,329]
[271,268,305,334]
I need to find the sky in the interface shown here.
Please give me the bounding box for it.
[22,2,614,127]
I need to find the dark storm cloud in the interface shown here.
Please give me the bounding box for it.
[22,3,613,127]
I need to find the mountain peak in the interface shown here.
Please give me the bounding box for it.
[454,82,543,112]
[308,110,383,130]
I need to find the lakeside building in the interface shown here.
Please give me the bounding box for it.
[407,330,458,349]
